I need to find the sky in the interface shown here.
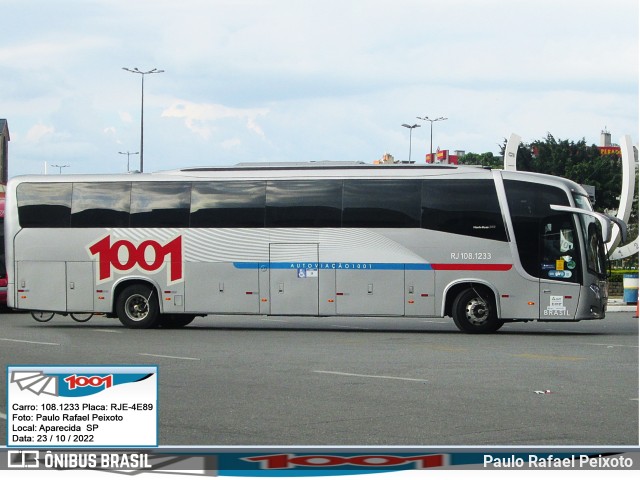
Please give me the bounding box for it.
[0,0,638,177]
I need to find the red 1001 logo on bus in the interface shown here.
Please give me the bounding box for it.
[243,454,445,470]
[88,235,183,284]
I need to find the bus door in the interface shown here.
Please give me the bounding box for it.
[269,243,319,315]
[539,214,581,319]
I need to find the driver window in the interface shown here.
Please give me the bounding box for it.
[541,214,580,282]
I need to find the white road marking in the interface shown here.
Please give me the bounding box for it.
[330,325,368,329]
[0,338,60,346]
[583,343,638,348]
[0,412,6,420]
[92,329,122,333]
[314,370,428,382]
[139,353,200,361]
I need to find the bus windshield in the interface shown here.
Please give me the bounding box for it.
[572,192,607,278]
[573,192,593,212]
[579,213,607,278]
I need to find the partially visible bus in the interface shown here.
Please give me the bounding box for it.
[3,162,615,332]
[0,183,7,307]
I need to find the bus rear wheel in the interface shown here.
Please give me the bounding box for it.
[452,287,503,333]
[116,284,160,329]
[70,312,93,322]
[31,311,54,322]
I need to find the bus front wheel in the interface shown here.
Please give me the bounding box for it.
[116,284,160,329]
[452,287,503,334]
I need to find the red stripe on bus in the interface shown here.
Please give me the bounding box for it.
[431,264,513,271]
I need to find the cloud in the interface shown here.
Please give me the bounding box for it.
[161,100,269,139]
[25,123,55,143]
[222,138,241,150]
[119,111,133,124]
[1,0,636,178]
[0,37,116,71]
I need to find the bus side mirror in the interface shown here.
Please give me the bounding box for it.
[549,205,614,243]
[605,214,628,244]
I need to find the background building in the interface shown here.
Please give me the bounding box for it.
[426,149,464,165]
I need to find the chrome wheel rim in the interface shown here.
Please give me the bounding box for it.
[125,294,149,321]
[464,298,489,325]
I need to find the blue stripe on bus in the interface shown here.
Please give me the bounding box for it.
[232,262,433,270]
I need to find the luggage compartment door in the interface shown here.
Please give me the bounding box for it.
[16,261,66,312]
[269,243,319,315]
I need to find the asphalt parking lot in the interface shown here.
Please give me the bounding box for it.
[0,309,637,446]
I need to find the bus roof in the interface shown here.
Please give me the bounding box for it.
[8,162,484,183]
[6,163,586,195]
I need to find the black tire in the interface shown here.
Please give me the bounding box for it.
[116,284,160,329]
[70,313,93,322]
[158,314,196,328]
[452,287,503,333]
[31,311,54,322]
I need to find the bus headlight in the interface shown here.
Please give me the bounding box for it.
[589,283,601,300]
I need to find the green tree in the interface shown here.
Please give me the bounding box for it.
[505,134,623,212]
[458,151,502,169]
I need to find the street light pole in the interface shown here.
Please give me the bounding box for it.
[51,164,69,174]
[122,67,164,172]
[417,116,448,162]
[401,123,421,163]
[119,151,140,172]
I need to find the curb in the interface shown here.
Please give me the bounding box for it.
[607,298,637,313]
[607,304,637,313]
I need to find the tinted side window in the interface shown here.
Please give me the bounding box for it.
[17,182,72,228]
[343,179,421,228]
[421,179,507,241]
[130,182,191,228]
[504,180,570,277]
[504,180,569,218]
[266,180,342,227]
[190,181,266,227]
[71,183,131,227]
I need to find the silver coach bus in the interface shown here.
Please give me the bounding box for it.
[3,162,615,333]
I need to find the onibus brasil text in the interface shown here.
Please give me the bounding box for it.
[40,451,151,469]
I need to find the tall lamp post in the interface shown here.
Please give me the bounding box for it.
[122,67,164,173]
[401,123,421,163]
[417,116,447,162]
[119,151,140,172]
[51,164,69,174]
